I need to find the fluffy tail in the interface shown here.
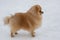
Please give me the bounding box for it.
[4,14,13,25]
[4,16,10,25]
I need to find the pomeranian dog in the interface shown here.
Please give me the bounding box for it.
[4,5,43,37]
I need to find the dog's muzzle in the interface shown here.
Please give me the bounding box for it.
[41,11,44,14]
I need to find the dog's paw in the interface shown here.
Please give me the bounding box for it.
[31,32,35,37]
[15,32,18,35]
[11,35,14,37]
[32,34,35,37]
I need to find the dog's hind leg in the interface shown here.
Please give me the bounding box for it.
[11,31,18,37]
[11,32,14,37]
[10,27,18,37]
[11,29,16,37]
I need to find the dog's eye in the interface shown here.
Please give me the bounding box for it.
[39,11,41,13]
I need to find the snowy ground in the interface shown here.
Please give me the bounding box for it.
[0,0,60,40]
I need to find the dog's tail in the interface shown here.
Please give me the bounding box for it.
[4,16,11,25]
[4,14,13,25]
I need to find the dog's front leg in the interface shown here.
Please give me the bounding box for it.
[31,28,35,37]
[31,31,35,37]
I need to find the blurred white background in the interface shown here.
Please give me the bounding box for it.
[0,0,60,40]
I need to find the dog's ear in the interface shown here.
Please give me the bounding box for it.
[35,6,39,12]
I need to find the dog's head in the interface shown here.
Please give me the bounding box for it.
[28,5,44,15]
[34,5,44,15]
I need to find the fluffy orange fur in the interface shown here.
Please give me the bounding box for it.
[4,5,43,37]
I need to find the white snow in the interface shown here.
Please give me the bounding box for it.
[0,0,60,40]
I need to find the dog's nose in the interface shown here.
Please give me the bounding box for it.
[41,11,44,14]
